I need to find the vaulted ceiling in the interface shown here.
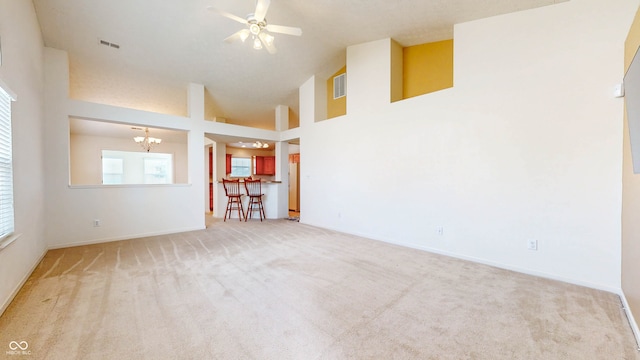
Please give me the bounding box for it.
[33,0,563,130]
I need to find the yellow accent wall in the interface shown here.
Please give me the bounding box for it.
[622,5,640,340]
[403,39,453,99]
[326,66,346,119]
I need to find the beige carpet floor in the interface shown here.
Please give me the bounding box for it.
[0,218,639,359]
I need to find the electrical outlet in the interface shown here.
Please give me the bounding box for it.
[527,239,538,251]
[436,226,444,236]
[93,219,101,227]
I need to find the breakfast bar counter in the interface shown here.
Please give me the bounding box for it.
[213,180,286,220]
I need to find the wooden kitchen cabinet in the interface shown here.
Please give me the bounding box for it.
[263,156,275,175]
[226,154,232,174]
[253,156,275,175]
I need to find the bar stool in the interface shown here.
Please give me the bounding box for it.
[244,178,266,221]
[222,179,244,221]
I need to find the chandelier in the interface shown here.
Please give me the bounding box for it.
[133,128,162,152]
[253,141,269,148]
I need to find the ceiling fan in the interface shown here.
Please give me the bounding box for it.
[208,0,302,54]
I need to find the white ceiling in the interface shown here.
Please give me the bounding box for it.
[34,0,563,130]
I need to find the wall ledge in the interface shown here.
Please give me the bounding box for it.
[0,233,22,252]
[68,183,192,189]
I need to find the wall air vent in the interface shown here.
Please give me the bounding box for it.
[98,39,120,49]
[333,73,346,99]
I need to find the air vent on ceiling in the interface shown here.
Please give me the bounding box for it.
[98,39,120,49]
[333,73,346,99]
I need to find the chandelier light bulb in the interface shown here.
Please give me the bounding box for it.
[133,128,162,152]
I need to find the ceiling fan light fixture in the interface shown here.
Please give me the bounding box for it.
[249,23,261,35]
[263,33,274,46]
[253,37,263,50]
[210,0,301,54]
[239,31,250,42]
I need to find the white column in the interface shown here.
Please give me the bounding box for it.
[274,141,289,218]
[188,83,205,120]
[275,105,289,131]
[274,105,290,218]
[299,76,318,126]
[213,141,227,218]
[187,83,206,223]
[346,38,394,115]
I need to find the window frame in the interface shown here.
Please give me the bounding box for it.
[230,157,251,178]
[101,150,174,185]
[0,79,17,247]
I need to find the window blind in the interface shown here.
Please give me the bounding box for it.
[0,85,14,240]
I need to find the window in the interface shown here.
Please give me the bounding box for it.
[0,84,15,240]
[230,157,251,177]
[143,158,171,184]
[102,157,123,184]
[102,150,173,185]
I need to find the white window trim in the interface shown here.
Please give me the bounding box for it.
[231,157,251,178]
[0,78,17,101]
[0,77,18,253]
[0,233,21,251]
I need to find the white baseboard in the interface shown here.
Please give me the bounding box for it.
[620,290,640,351]
[305,220,640,352]
[47,226,205,250]
[303,220,622,293]
[0,247,47,317]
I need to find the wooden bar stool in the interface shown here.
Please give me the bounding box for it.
[222,179,244,221]
[244,179,266,221]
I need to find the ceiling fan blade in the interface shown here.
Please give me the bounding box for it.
[224,29,250,43]
[265,24,302,36]
[206,6,248,25]
[254,0,270,22]
[258,32,277,54]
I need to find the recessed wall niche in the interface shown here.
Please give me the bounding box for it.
[69,118,188,185]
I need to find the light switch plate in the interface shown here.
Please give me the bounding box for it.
[614,83,625,98]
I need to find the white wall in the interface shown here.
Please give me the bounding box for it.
[622,5,640,343]
[299,0,638,291]
[0,0,47,314]
[42,46,289,248]
[44,48,206,249]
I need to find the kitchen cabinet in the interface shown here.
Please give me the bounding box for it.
[253,156,275,175]
[263,156,275,175]
[226,154,232,174]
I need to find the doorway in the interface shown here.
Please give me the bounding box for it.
[288,142,300,219]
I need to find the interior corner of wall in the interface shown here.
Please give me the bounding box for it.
[315,77,327,122]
